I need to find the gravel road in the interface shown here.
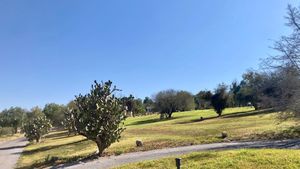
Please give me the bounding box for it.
[0,137,28,169]
[53,139,300,169]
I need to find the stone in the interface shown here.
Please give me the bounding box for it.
[221,131,228,138]
[136,140,143,147]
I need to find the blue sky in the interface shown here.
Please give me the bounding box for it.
[0,0,298,110]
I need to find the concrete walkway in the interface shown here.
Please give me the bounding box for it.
[0,137,28,169]
[53,139,300,169]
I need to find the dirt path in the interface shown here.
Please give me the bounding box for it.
[53,139,300,169]
[0,137,28,169]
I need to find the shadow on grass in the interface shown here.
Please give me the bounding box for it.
[186,152,217,161]
[126,116,182,126]
[222,108,274,119]
[0,145,26,150]
[16,152,98,169]
[176,109,274,125]
[22,138,88,156]
[44,130,69,139]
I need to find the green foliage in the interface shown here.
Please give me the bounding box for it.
[0,107,26,134]
[154,89,195,118]
[72,80,126,156]
[132,99,146,116]
[121,95,146,116]
[194,90,212,109]
[143,97,154,112]
[23,109,52,142]
[63,108,77,136]
[43,103,66,127]
[211,84,228,116]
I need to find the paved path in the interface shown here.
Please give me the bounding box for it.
[53,139,300,169]
[0,137,28,169]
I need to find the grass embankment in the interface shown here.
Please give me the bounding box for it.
[115,149,300,169]
[17,107,300,168]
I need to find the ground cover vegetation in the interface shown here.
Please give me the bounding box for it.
[115,149,300,169]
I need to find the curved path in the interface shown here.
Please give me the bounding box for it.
[0,137,28,169]
[53,139,300,169]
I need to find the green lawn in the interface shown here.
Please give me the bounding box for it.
[115,149,300,169]
[16,107,300,169]
[0,133,23,143]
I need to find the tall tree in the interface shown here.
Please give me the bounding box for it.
[0,107,26,134]
[194,90,212,109]
[211,84,229,117]
[154,89,178,118]
[72,81,126,156]
[43,103,66,127]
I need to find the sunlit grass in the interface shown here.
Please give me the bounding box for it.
[16,107,299,168]
[0,133,23,143]
[115,149,300,169]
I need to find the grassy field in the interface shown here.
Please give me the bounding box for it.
[115,149,300,169]
[16,107,300,168]
[0,133,23,143]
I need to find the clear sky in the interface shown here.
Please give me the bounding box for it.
[0,0,299,110]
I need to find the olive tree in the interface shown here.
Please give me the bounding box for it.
[72,80,126,156]
[154,89,195,118]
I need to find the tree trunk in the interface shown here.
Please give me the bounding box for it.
[95,138,106,157]
[14,126,18,134]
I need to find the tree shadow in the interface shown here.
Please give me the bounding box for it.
[126,116,182,126]
[176,109,274,125]
[0,145,26,150]
[22,139,88,155]
[222,108,274,119]
[44,130,69,139]
[16,152,98,169]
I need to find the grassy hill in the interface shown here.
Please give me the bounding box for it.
[16,107,299,169]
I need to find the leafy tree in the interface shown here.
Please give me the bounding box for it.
[0,107,26,134]
[43,103,66,127]
[175,91,195,111]
[154,89,195,118]
[132,99,146,116]
[63,101,77,136]
[211,84,229,116]
[23,108,52,142]
[72,81,126,156]
[194,90,212,109]
[121,95,135,116]
[154,90,178,118]
[143,97,154,112]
